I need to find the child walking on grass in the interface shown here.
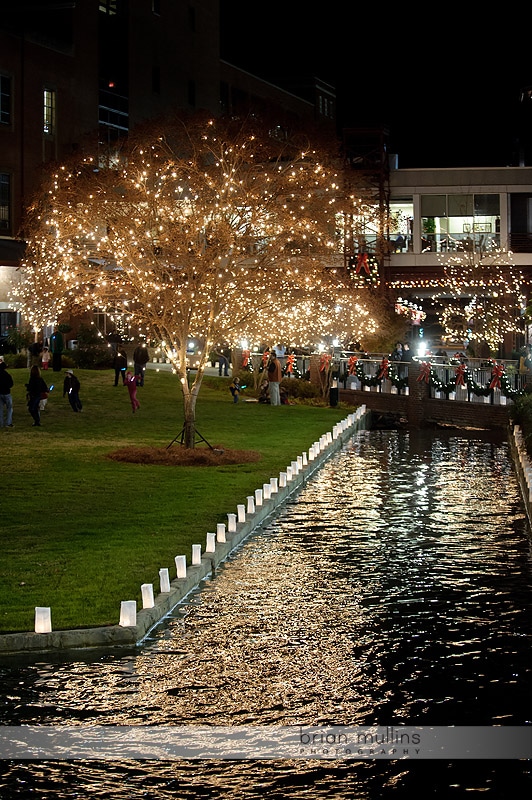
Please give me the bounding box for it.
[125,370,141,413]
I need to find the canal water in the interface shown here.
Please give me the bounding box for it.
[0,427,531,798]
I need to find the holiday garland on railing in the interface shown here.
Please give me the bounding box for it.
[415,358,525,398]
[346,357,527,398]
[351,357,409,391]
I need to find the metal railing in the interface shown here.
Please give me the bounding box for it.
[335,356,528,406]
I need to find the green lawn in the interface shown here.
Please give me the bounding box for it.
[0,367,348,633]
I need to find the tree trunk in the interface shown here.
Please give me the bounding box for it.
[182,388,198,448]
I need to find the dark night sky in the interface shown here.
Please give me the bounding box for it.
[220,3,532,169]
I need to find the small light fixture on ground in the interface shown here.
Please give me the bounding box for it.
[192,544,202,565]
[175,555,186,579]
[159,568,171,593]
[141,583,154,609]
[35,607,52,633]
[119,600,137,627]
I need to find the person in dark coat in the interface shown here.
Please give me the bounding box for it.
[63,369,82,412]
[113,348,128,386]
[26,365,49,426]
[133,343,150,386]
[50,328,64,372]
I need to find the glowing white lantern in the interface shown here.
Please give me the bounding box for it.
[159,568,171,593]
[216,523,226,542]
[175,555,186,579]
[119,600,137,627]
[35,606,52,634]
[206,532,216,553]
[141,583,154,609]
[192,544,202,565]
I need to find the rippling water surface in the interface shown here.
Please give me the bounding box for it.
[1,429,531,798]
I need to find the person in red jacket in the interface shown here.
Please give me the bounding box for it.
[125,371,141,413]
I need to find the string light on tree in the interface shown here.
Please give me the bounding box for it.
[11,112,393,447]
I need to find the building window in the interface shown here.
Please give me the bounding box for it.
[99,1,117,14]
[0,173,11,233]
[0,311,17,338]
[43,88,56,135]
[420,193,500,252]
[0,75,11,125]
[152,0,161,13]
[389,198,414,252]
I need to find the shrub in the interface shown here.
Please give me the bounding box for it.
[282,377,321,401]
[1,353,27,368]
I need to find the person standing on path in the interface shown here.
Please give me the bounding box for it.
[63,369,83,412]
[133,343,150,386]
[267,351,283,406]
[0,361,14,428]
[50,328,64,372]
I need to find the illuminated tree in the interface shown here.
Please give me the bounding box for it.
[13,112,384,446]
[436,246,526,354]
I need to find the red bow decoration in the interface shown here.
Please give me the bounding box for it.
[320,354,332,372]
[489,362,505,390]
[286,354,296,373]
[242,349,250,368]
[261,350,269,366]
[417,361,431,383]
[377,357,389,380]
[348,355,358,375]
[455,363,466,386]
[355,253,370,275]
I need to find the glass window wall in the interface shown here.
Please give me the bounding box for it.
[420,193,500,253]
[389,198,413,252]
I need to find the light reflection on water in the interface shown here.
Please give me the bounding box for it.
[1,429,531,798]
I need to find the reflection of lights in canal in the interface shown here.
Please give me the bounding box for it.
[0,428,531,797]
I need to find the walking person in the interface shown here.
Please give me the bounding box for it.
[63,369,83,412]
[0,361,14,428]
[133,343,150,386]
[26,364,49,426]
[125,370,141,413]
[113,348,128,386]
[267,351,283,406]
